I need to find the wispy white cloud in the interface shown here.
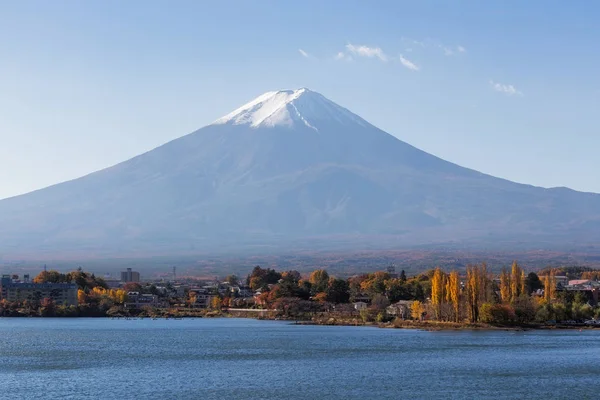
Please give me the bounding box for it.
[336,43,419,70]
[490,80,523,96]
[401,37,426,48]
[442,46,454,56]
[298,49,310,58]
[400,36,467,57]
[439,44,467,56]
[345,43,388,61]
[399,54,419,71]
[334,51,352,61]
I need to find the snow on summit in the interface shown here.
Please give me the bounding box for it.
[213,88,367,130]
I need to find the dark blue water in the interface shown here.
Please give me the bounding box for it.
[0,318,598,399]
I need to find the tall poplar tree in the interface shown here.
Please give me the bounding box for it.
[500,268,511,303]
[431,267,446,320]
[510,261,522,301]
[466,266,480,323]
[447,270,461,322]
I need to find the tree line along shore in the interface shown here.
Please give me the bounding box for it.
[1,264,600,330]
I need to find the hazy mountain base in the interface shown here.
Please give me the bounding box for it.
[3,246,600,278]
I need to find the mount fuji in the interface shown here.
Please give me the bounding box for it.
[1,88,600,258]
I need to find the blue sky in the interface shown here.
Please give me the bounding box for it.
[1,0,599,199]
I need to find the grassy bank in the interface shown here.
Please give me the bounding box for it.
[236,311,600,331]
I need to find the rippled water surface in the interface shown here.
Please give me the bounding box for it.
[0,318,598,399]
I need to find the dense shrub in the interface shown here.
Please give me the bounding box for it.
[479,303,516,324]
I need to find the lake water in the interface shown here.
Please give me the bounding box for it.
[0,318,598,399]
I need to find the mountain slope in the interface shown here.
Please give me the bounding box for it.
[1,88,599,257]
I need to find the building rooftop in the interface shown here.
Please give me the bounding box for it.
[568,279,593,286]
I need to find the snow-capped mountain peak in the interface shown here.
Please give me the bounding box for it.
[212,88,367,130]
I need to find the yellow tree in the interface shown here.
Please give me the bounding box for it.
[77,289,87,305]
[33,270,63,284]
[445,274,453,304]
[466,265,480,322]
[510,261,522,301]
[33,271,50,284]
[91,287,106,297]
[210,295,222,310]
[113,289,128,304]
[188,291,197,307]
[431,267,446,320]
[446,270,461,322]
[478,262,492,304]
[410,300,425,320]
[520,270,527,296]
[500,268,511,303]
[544,273,556,301]
[549,274,556,300]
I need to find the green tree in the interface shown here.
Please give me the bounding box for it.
[277,271,304,299]
[309,269,330,294]
[479,303,515,324]
[399,270,407,283]
[348,275,366,301]
[370,294,390,311]
[39,297,56,317]
[360,272,390,298]
[298,280,312,299]
[385,279,410,302]
[409,281,426,301]
[513,296,536,323]
[525,272,543,294]
[123,282,142,292]
[224,275,239,286]
[248,266,282,291]
[326,278,350,304]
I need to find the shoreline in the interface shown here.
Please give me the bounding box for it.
[283,317,598,331]
[225,310,600,331]
[2,309,599,332]
[1,313,598,332]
